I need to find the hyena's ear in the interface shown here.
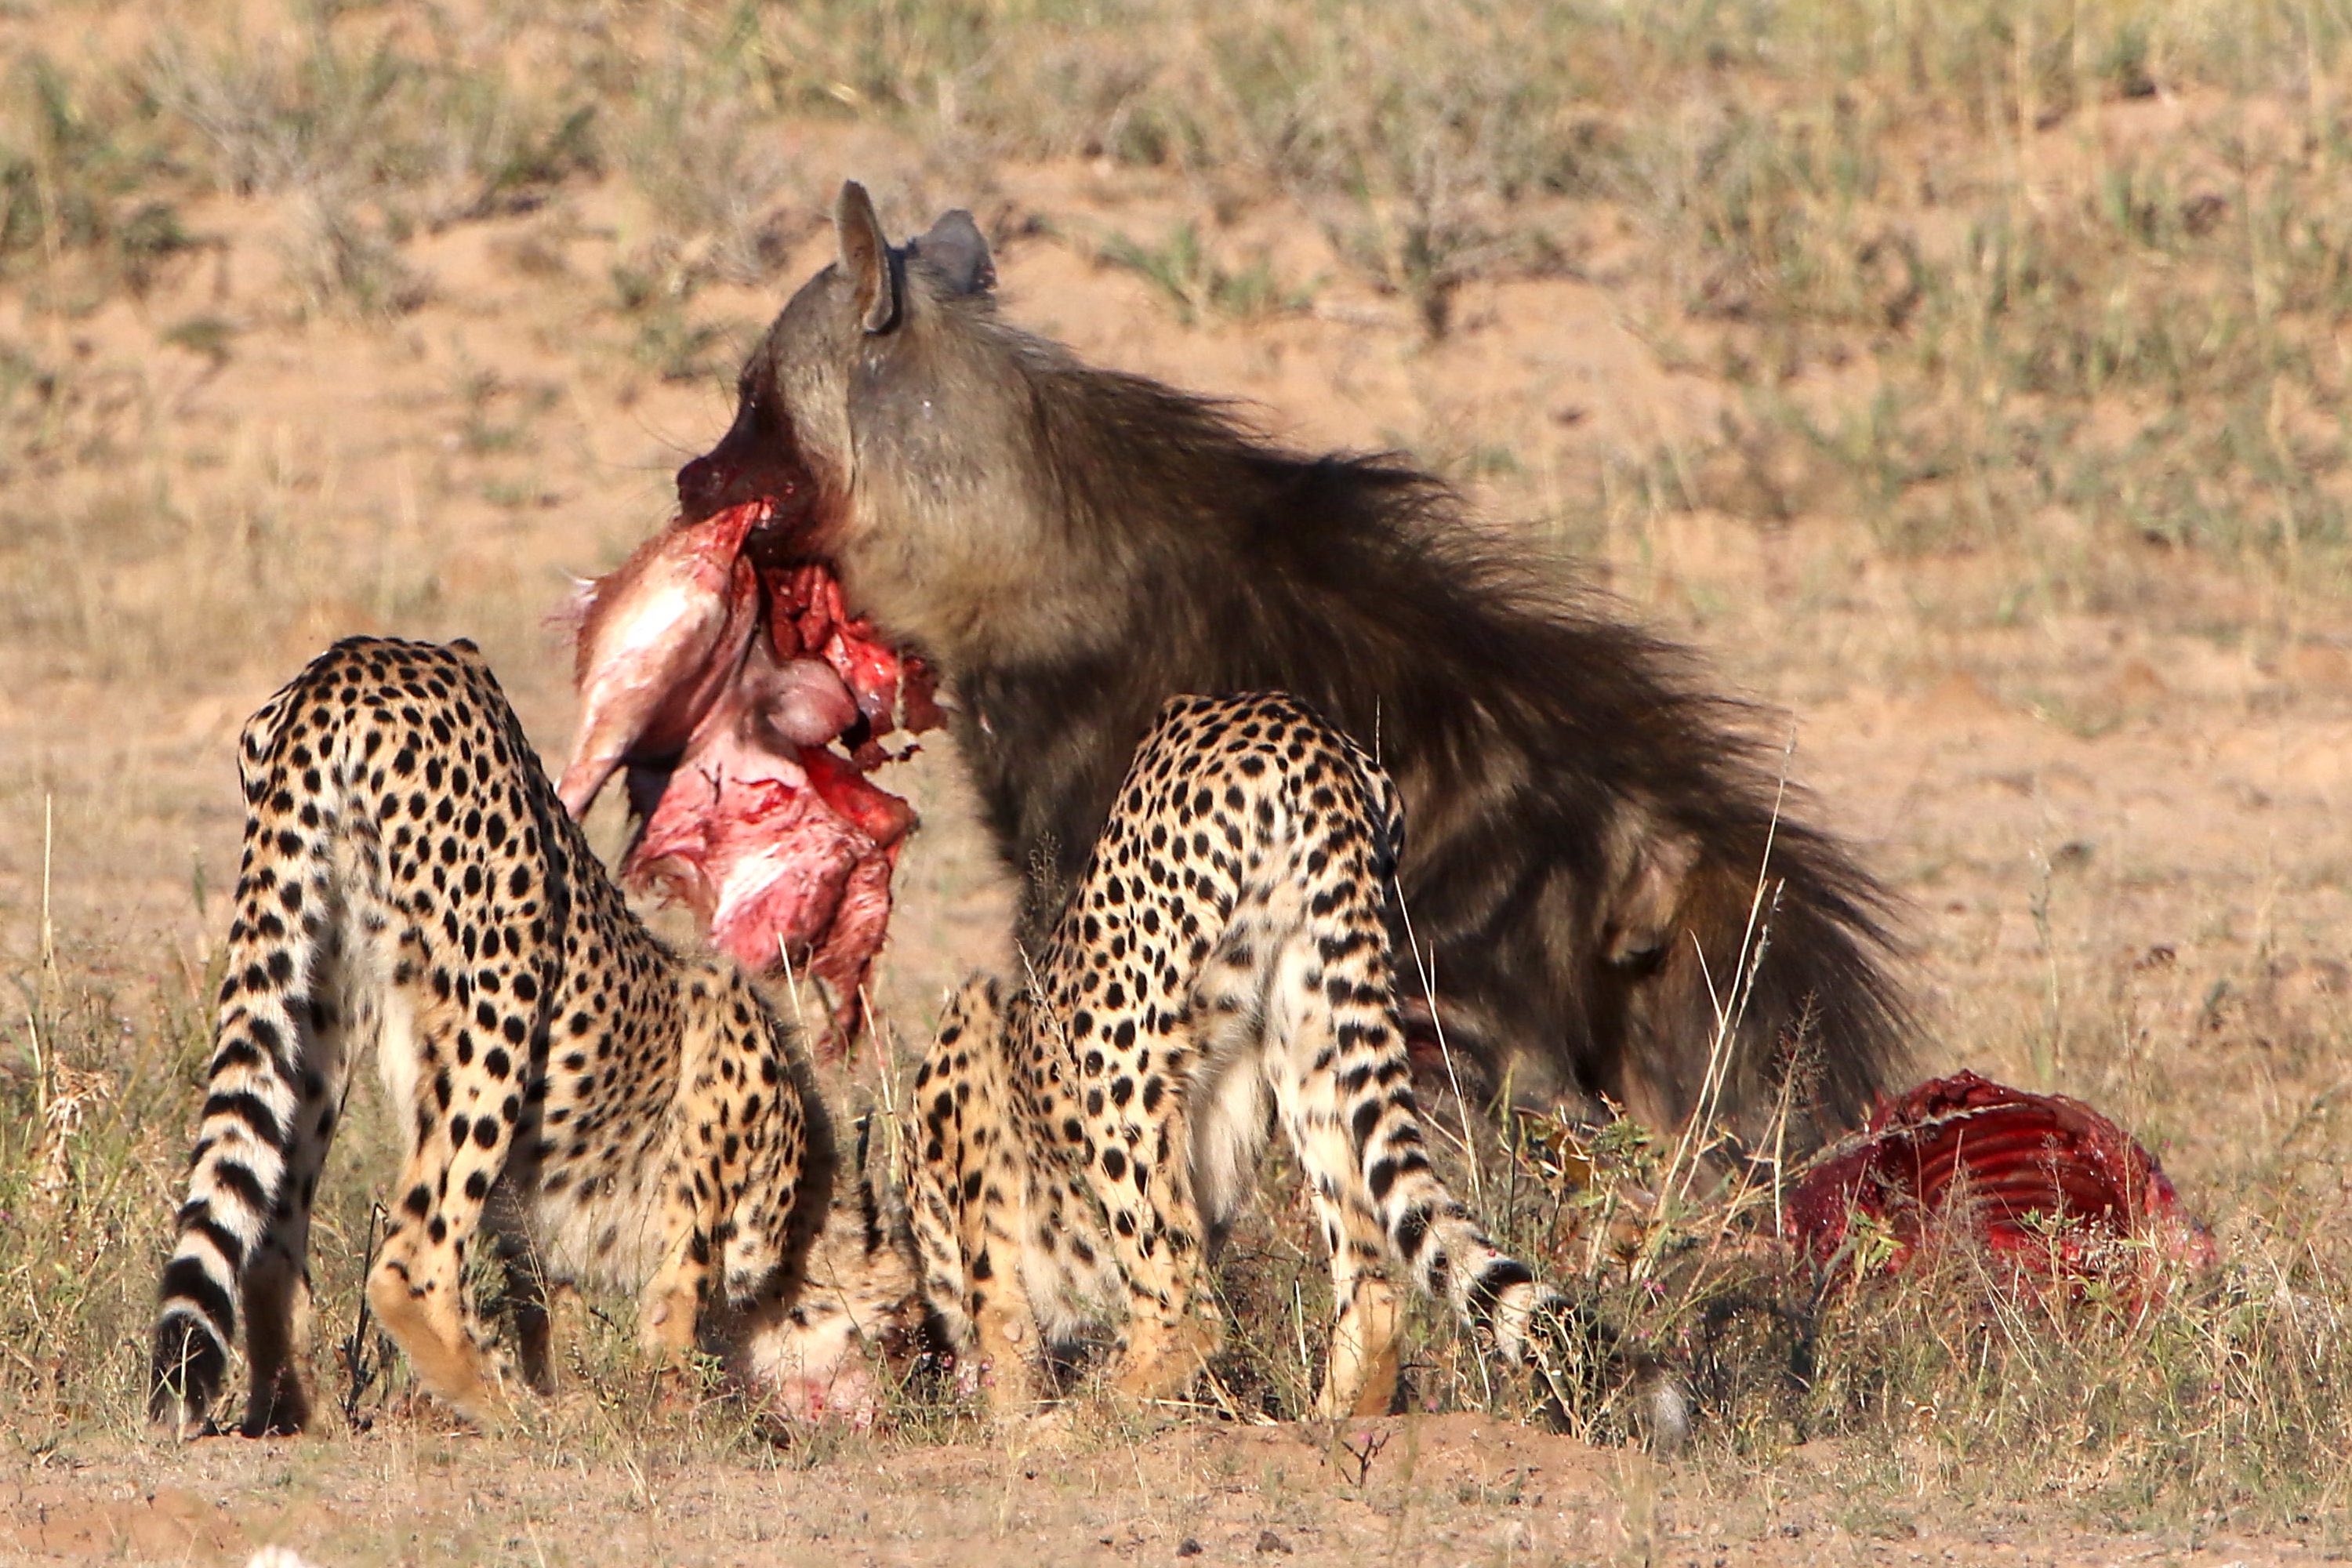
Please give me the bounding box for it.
[848,1109,914,1250]
[915,209,994,296]
[834,180,899,335]
[1599,810,1697,968]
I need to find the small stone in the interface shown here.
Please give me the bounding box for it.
[1254,1531,1291,1555]
[1178,1541,1203,1559]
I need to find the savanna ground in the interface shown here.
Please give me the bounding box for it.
[2,1,2350,1562]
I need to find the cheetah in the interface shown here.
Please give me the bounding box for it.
[890,692,1588,1419]
[150,636,920,1436]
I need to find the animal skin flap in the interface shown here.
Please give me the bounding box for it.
[557,502,937,1046]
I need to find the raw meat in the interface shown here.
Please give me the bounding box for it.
[1784,1070,2217,1290]
[556,502,936,1048]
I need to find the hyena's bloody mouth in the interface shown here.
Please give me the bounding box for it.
[556,500,938,1048]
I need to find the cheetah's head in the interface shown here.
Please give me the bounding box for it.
[728,1112,932,1428]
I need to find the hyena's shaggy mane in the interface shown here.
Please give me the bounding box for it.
[700,188,1913,1145]
[924,343,1904,1138]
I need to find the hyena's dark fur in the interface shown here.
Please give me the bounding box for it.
[680,182,1910,1147]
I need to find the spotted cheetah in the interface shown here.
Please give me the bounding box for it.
[891,692,1583,1419]
[150,636,919,1436]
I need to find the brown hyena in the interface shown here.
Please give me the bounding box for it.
[673,180,1908,1149]
[150,637,921,1436]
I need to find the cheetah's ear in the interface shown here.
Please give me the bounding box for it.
[836,180,900,336]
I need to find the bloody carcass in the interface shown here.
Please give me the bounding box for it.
[557,501,938,1046]
[1784,1070,2216,1289]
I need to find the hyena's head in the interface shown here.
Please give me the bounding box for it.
[728,1109,935,1428]
[678,180,1022,659]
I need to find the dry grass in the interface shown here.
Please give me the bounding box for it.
[2,0,2350,1559]
[6,923,2346,1541]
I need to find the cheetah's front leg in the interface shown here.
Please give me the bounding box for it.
[639,1171,716,1364]
[367,1196,510,1426]
[910,977,1056,1412]
[1080,1082,1220,1407]
[366,1011,530,1428]
[964,1200,1042,1411]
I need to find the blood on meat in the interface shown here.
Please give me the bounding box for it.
[557,503,937,1048]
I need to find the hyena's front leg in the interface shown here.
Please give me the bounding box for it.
[491,1233,569,1397]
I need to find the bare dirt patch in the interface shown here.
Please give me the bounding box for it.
[5,1414,2339,1568]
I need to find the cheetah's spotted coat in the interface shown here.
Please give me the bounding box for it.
[901,693,1566,1416]
[148,637,911,1435]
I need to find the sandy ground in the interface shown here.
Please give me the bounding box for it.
[7,1414,2343,1568]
